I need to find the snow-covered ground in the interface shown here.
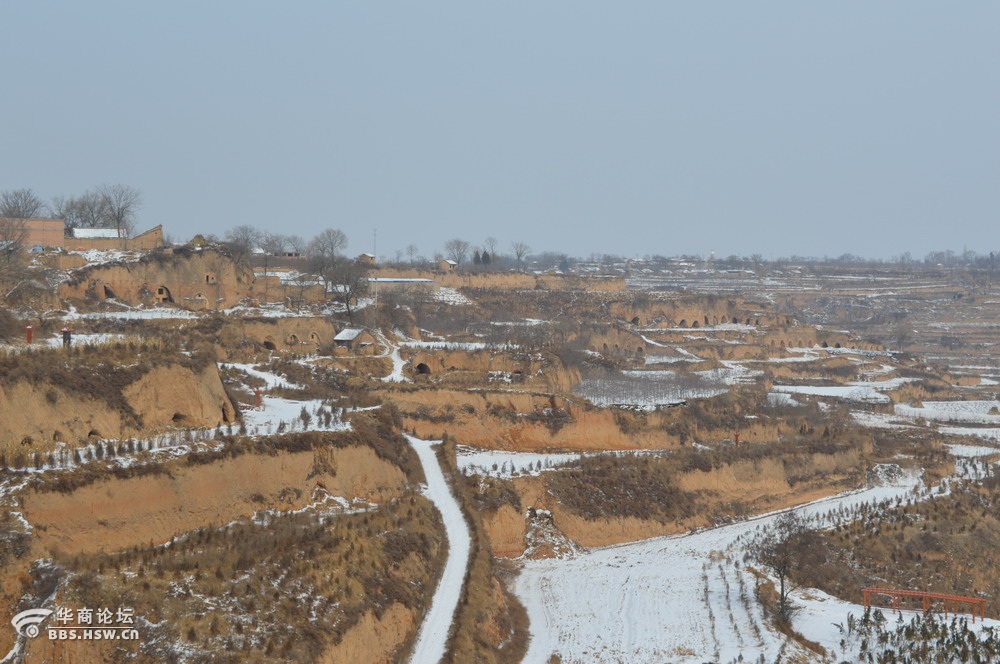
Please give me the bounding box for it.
[406,436,472,664]
[771,384,891,404]
[223,362,294,390]
[767,391,803,407]
[575,370,726,410]
[400,340,504,351]
[375,331,410,383]
[456,447,581,478]
[66,304,199,320]
[513,450,995,663]
[695,361,763,385]
[433,287,473,306]
[895,400,1000,424]
[222,363,350,434]
[42,332,128,347]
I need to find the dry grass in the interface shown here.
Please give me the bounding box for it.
[789,475,1000,618]
[542,430,921,526]
[53,491,445,662]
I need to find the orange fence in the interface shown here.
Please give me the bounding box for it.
[862,587,987,623]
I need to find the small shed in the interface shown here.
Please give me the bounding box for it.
[333,328,377,355]
[437,259,458,272]
[357,253,376,265]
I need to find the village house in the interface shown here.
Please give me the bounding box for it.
[3,216,165,252]
[437,259,457,272]
[333,328,377,355]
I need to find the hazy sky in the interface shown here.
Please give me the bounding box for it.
[3,3,997,261]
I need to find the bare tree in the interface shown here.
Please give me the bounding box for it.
[52,191,107,230]
[444,238,471,264]
[224,225,261,269]
[512,241,530,271]
[97,184,141,240]
[259,232,287,257]
[308,228,347,262]
[0,218,27,279]
[325,257,371,323]
[749,512,820,620]
[256,232,287,300]
[0,189,46,218]
[285,234,307,255]
[484,236,498,258]
[308,228,348,290]
[406,244,419,265]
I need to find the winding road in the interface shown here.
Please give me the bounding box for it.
[406,435,472,664]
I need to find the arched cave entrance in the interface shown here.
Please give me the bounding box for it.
[416,363,431,375]
[155,285,174,303]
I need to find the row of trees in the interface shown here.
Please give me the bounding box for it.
[220,225,369,321]
[1,186,142,237]
[217,224,538,273]
[441,237,531,269]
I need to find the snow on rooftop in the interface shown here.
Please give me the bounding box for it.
[334,328,364,341]
[72,227,122,239]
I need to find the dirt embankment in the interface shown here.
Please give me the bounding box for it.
[212,316,338,357]
[0,381,125,448]
[393,387,779,451]
[125,364,236,429]
[483,448,870,556]
[319,603,415,664]
[0,362,235,449]
[23,445,407,556]
[375,268,626,292]
[59,248,252,310]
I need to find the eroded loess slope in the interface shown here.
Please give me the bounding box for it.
[3,413,450,664]
[0,343,235,455]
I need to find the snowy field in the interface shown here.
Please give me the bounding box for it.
[895,400,1000,424]
[42,332,128,347]
[401,340,495,351]
[456,447,582,478]
[771,384,891,404]
[513,449,998,664]
[695,361,763,385]
[433,287,473,306]
[67,305,199,320]
[223,363,350,434]
[575,370,726,410]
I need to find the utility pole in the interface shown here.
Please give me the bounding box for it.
[373,228,378,310]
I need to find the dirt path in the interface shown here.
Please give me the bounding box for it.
[405,435,471,663]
